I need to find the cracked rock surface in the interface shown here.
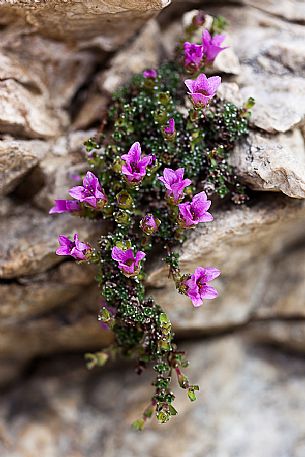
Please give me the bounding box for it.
[0,1,305,454]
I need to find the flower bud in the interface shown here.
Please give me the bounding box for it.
[113,157,123,173]
[158,92,171,106]
[163,118,176,141]
[114,210,131,225]
[140,214,161,235]
[116,190,134,209]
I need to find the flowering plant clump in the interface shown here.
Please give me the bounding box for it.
[50,12,253,429]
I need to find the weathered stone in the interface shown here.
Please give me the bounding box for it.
[254,245,305,319]
[0,138,49,195]
[147,196,305,285]
[97,19,162,94]
[0,201,101,279]
[236,0,305,24]
[230,129,305,198]
[0,263,95,323]
[0,288,113,360]
[33,130,96,210]
[247,320,305,353]
[213,6,305,133]
[147,197,305,334]
[0,0,170,48]
[0,79,68,139]
[1,336,305,457]
[74,19,163,128]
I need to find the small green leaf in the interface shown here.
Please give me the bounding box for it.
[132,419,145,431]
[168,405,178,416]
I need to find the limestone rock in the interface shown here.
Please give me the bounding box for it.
[0,201,101,278]
[147,197,305,334]
[33,130,97,210]
[247,320,305,353]
[1,336,305,457]
[238,0,305,24]
[0,288,113,360]
[75,19,163,128]
[0,79,68,139]
[254,245,305,319]
[216,6,305,133]
[0,263,95,323]
[147,196,305,285]
[230,129,305,198]
[97,19,162,94]
[0,138,49,196]
[0,0,170,48]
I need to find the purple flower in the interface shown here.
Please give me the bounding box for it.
[49,199,80,214]
[183,42,204,70]
[140,214,161,235]
[111,246,146,277]
[143,69,158,79]
[121,142,152,183]
[56,233,91,260]
[185,267,220,307]
[202,29,227,62]
[185,73,221,108]
[178,191,213,228]
[163,118,176,137]
[69,171,107,209]
[158,168,192,204]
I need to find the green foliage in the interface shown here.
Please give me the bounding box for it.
[79,13,253,428]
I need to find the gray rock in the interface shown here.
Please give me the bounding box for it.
[0,201,101,278]
[1,335,305,457]
[0,262,95,323]
[0,79,68,139]
[0,287,113,361]
[75,19,163,128]
[97,19,162,94]
[0,0,170,47]
[0,138,49,196]
[230,129,305,198]
[215,6,305,133]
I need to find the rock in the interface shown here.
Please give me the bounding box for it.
[217,81,243,106]
[211,6,305,133]
[72,91,110,130]
[147,196,305,284]
[0,263,95,323]
[0,0,170,48]
[0,201,101,278]
[147,196,305,334]
[254,245,305,319]
[230,129,305,198]
[75,19,163,128]
[97,19,162,94]
[247,320,305,353]
[1,335,305,456]
[238,0,305,24]
[33,130,96,210]
[210,41,241,76]
[0,79,68,139]
[0,138,49,196]
[0,288,113,360]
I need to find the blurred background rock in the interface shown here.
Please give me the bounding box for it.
[0,0,305,455]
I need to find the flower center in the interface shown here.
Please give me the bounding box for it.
[125,258,134,266]
[131,161,140,173]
